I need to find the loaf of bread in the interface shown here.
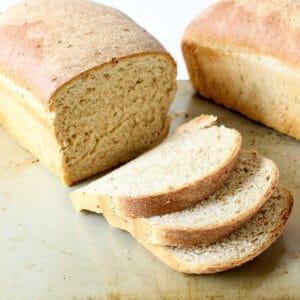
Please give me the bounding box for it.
[182,0,300,140]
[0,0,177,185]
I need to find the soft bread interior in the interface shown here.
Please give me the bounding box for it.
[51,54,177,185]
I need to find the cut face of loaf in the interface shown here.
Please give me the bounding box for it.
[0,0,177,185]
[70,115,242,217]
[134,187,294,274]
[103,151,279,246]
[182,0,300,140]
[51,54,176,185]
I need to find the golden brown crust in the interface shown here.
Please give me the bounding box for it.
[183,0,300,68]
[0,72,64,177]
[139,187,294,274]
[0,0,172,105]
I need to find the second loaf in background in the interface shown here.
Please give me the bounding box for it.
[182,0,300,140]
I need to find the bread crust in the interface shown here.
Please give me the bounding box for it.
[173,114,217,136]
[0,0,175,105]
[0,72,63,177]
[183,0,300,68]
[182,0,300,140]
[139,187,294,274]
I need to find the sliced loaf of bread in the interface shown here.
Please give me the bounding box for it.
[105,187,294,274]
[104,151,279,246]
[70,115,242,217]
[0,0,177,186]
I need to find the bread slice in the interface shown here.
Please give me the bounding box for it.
[105,187,294,274]
[104,151,279,246]
[70,115,242,217]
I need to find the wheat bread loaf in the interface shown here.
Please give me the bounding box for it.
[70,115,242,217]
[0,0,177,185]
[182,0,300,140]
[103,151,279,246]
[105,187,293,274]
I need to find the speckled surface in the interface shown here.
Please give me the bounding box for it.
[0,81,299,299]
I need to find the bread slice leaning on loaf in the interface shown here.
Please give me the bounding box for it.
[0,0,177,185]
[105,187,294,274]
[182,0,300,140]
[70,115,242,217]
[103,151,279,246]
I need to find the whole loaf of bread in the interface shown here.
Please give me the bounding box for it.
[0,0,177,185]
[182,0,300,140]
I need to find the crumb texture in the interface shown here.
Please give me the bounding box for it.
[52,54,176,184]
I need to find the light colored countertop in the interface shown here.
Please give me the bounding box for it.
[1,81,299,299]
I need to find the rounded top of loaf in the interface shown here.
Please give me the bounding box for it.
[183,0,300,68]
[0,0,173,105]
